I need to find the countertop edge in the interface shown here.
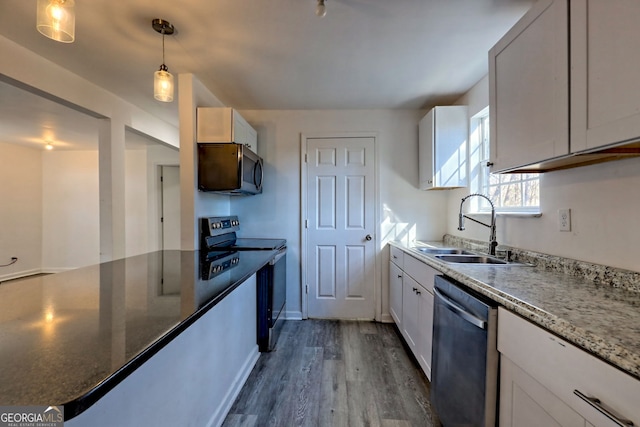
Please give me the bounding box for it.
[388,241,640,381]
[62,252,274,421]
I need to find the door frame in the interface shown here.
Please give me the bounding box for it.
[153,163,180,251]
[300,132,381,320]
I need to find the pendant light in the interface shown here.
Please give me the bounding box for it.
[36,0,75,43]
[315,0,327,17]
[152,19,175,103]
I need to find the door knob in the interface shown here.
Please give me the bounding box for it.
[365,234,372,241]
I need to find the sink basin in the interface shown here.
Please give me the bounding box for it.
[434,254,509,265]
[414,247,475,255]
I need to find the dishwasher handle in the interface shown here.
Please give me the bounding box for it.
[434,287,487,330]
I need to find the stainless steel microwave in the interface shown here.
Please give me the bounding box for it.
[197,143,263,195]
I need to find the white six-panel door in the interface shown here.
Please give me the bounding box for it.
[305,136,376,319]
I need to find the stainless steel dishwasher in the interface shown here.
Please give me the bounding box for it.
[431,275,499,427]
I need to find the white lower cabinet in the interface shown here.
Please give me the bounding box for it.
[402,273,435,379]
[498,308,640,427]
[500,356,586,427]
[389,260,403,326]
[389,247,436,380]
[416,286,434,377]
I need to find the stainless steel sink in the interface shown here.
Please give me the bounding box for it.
[413,247,475,255]
[434,254,509,265]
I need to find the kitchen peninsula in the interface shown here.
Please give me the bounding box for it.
[0,249,277,426]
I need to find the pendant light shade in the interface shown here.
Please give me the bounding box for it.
[36,0,75,43]
[316,0,327,17]
[152,19,175,103]
[154,66,174,102]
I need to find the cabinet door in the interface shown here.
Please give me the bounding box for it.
[233,112,248,147]
[570,0,640,152]
[401,274,420,352]
[418,110,435,189]
[416,286,434,380]
[419,106,468,189]
[246,125,258,153]
[389,261,403,326]
[232,111,258,153]
[489,0,569,172]
[196,107,233,142]
[500,356,586,427]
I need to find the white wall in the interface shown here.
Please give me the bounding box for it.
[0,142,42,280]
[235,109,449,320]
[146,144,181,253]
[447,75,640,273]
[1,34,179,263]
[42,150,100,270]
[124,140,180,257]
[125,148,149,257]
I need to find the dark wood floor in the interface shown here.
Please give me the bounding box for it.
[222,319,440,427]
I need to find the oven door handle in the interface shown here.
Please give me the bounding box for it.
[434,287,487,330]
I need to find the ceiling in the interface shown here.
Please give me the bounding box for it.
[0,0,534,148]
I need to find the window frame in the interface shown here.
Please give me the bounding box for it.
[470,108,541,214]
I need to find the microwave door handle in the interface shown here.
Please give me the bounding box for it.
[254,159,264,191]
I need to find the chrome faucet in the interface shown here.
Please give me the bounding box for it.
[458,193,498,256]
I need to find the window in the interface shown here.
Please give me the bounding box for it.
[470,109,540,213]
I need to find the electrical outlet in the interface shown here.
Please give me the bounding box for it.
[558,208,571,232]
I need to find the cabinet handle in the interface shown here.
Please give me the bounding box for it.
[397,275,402,278]
[573,390,635,426]
[412,287,417,293]
[415,289,421,295]
[486,161,494,167]
[393,255,398,259]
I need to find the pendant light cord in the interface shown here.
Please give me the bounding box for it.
[162,31,166,66]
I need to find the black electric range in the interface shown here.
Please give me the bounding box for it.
[201,216,286,252]
[200,216,286,352]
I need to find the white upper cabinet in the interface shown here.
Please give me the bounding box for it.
[418,105,468,190]
[570,0,640,153]
[489,0,569,172]
[196,107,259,153]
[489,0,640,173]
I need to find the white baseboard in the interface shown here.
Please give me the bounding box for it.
[284,310,303,320]
[0,268,41,283]
[41,267,75,274]
[208,348,260,427]
[0,267,77,283]
[379,313,394,323]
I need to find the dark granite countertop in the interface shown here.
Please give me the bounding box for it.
[0,249,276,419]
[389,240,640,381]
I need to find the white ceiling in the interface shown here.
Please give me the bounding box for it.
[0,0,534,149]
